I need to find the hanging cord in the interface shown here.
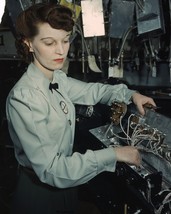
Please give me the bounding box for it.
[169,0,171,82]
[75,23,102,73]
[75,23,91,55]
[74,23,85,73]
[108,37,112,66]
[19,0,32,10]
[155,192,171,214]
[135,0,144,12]
[116,26,136,63]
[72,0,76,20]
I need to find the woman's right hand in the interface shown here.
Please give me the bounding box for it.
[114,146,141,167]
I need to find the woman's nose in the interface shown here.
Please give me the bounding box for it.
[55,43,64,55]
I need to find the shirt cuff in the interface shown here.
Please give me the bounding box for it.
[125,89,137,104]
[94,147,117,174]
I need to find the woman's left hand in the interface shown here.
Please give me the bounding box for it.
[132,92,156,116]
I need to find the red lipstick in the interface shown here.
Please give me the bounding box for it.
[54,58,64,63]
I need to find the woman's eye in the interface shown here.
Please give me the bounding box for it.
[63,40,69,43]
[44,40,55,46]
[45,42,53,46]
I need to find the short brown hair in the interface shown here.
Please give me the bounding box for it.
[15,3,74,63]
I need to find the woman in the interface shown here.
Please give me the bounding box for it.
[6,3,156,214]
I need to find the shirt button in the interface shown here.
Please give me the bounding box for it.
[68,120,72,125]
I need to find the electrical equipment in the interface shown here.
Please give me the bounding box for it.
[60,0,81,20]
[81,0,105,37]
[135,0,165,36]
[0,30,17,59]
[90,102,171,213]
[6,0,32,26]
[109,0,135,38]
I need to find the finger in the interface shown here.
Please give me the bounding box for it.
[137,104,145,116]
[145,97,156,107]
[149,99,156,107]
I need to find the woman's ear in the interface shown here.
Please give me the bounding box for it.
[24,39,34,52]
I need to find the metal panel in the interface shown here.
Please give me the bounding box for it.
[81,0,105,37]
[90,107,171,186]
[0,30,17,59]
[136,0,165,35]
[109,0,135,38]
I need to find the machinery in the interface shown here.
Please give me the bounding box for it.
[89,102,171,214]
[2,0,170,89]
[0,1,171,213]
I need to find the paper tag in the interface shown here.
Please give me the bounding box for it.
[108,66,114,78]
[113,65,123,78]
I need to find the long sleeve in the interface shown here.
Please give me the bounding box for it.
[53,71,135,106]
[6,64,135,189]
[6,85,116,188]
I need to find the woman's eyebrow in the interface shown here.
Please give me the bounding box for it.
[40,34,71,41]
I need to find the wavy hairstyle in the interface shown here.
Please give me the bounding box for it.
[15,3,74,63]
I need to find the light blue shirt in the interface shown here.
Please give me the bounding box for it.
[6,63,135,188]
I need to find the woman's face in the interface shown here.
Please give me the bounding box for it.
[27,23,71,79]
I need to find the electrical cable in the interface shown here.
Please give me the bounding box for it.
[135,0,144,12]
